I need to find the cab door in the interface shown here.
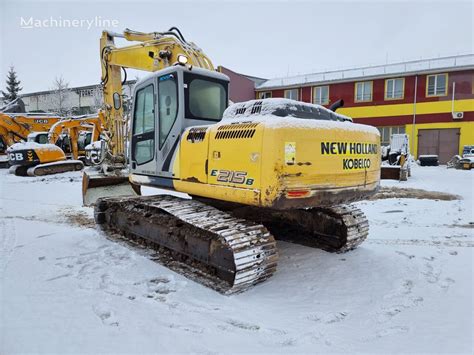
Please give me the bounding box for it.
[156,72,181,178]
[131,83,156,175]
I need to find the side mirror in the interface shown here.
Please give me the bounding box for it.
[113,92,122,110]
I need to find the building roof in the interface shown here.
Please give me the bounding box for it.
[218,65,267,86]
[16,80,137,98]
[256,54,474,91]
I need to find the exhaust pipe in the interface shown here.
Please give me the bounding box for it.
[329,99,344,112]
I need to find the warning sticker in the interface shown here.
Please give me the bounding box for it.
[284,142,296,165]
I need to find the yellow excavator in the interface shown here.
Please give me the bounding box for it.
[7,114,103,176]
[0,103,62,167]
[82,27,381,294]
[0,99,62,145]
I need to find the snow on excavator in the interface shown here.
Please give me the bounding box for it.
[80,27,381,293]
[0,101,62,168]
[380,133,411,181]
[7,114,103,176]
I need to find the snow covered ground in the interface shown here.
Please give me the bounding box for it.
[0,165,472,354]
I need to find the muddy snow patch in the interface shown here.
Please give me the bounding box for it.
[370,187,460,201]
[62,208,96,228]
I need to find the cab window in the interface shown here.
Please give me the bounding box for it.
[37,134,48,144]
[158,74,178,149]
[133,85,155,135]
[133,84,155,165]
[185,74,228,121]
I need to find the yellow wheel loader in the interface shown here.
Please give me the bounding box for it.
[82,28,381,294]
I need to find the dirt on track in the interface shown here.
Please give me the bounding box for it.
[63,209,96,228]
[370,187,460,201]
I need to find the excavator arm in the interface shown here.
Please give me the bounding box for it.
[48,114,103,159]
[0,114,31,144]
[0,113,62,148]
[98,28,214,162]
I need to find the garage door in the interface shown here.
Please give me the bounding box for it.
[418,128,460,164]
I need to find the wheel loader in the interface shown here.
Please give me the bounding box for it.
[77,28,381,294]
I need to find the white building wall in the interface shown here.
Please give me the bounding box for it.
[1,81,135,114]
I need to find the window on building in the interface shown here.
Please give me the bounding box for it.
[79,89,95,97]
[385,78,404,100]
[426,73,448,96]
[258,91,272,99]
[313,86,329,105]
[377,126,406,146]
[284,89,299,101]
[355,81,373,102]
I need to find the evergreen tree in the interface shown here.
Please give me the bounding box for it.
[1,66,22,102]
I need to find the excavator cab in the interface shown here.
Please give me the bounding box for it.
[27,132,49,144]
[130,66,229,179]
[77,131,92,153]
[82,66,229,205]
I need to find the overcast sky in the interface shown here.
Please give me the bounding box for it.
[0,0,472,93]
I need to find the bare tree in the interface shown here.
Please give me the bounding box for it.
[49,76,73,116]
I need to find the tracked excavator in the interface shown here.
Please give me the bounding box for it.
[83,28,381,294]
[8,114,103,176]
[0,104,62,167]
[0,98,62,146]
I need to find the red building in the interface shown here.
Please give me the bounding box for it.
[249,54,474,163]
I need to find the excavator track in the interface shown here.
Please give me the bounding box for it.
[94,195,279,294]
[195,198,369,253]
[28,160,84,176]
[278,205,369,252]
[233,205,369,253]
[9,160,84,176]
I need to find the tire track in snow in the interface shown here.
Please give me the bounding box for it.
[0,218,17,277]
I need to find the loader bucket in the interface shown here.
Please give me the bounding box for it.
[82,170,140,206]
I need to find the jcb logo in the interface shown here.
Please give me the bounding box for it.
[9,153,23,161]
[34,119,49,124]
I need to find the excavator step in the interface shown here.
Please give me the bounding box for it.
[94,195,279,294]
